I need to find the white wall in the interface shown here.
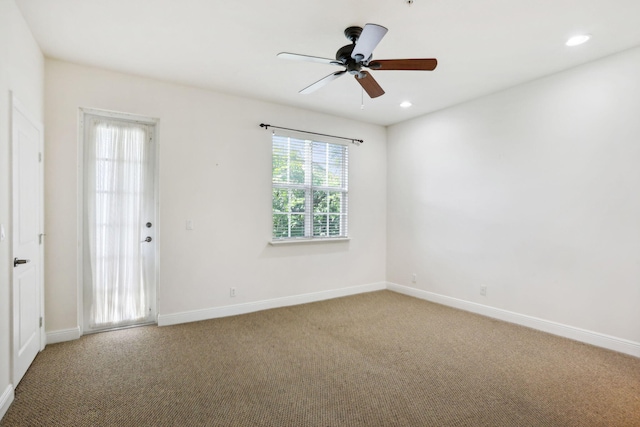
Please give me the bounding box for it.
[387,46,640,345]
[0,0,44,416]
[12,6,639,386]
[44,59,387,333]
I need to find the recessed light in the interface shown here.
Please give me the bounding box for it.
[400,101,412,108]
[566,34,591,47]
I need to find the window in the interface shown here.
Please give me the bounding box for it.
[272,134,349,241]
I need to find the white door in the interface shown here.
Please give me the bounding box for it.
[81,110,158,333]
[12,95,44,386]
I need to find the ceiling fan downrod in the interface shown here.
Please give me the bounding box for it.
[344,26,362,43]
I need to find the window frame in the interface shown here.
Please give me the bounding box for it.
[271,134,349,243]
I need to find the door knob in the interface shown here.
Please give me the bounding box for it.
[142,236,152,243]
[14,258,30,267]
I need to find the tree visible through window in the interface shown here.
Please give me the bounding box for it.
[272,134,348,240]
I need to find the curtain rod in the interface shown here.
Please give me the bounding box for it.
[259,123,363,145]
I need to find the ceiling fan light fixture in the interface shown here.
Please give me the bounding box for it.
[566,34,591,47]
[400,101,412,108]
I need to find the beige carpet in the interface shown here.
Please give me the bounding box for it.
[2,290,639,426]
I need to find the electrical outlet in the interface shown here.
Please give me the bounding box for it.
[480,285,487,296]
[230,287,236,297]
[411,273,417,283]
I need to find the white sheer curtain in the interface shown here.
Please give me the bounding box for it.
[85,117,150,328]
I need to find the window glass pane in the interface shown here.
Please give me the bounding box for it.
[272,189,289,213]
[272,138,307,185]
[313,214,327,237]
[290,214,305,237]
[290,189,306,212]
[288,144,306,185]
[313,190,327,213]
[272,213,290,238]
[312,163,326,186]
[327,144,345,188]
[328,191,342,213]
[272,142,289,184]
[311,143,346,188]
[312,142,328,186]
[328,214,341,236]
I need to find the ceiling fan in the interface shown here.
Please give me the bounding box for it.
[277,23,438,99]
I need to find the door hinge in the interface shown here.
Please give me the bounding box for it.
[38,152,42,162]
[39,317,43,328]
[39,233,45,244]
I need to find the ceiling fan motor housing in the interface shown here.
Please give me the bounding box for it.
[337,27,369,77]
[336,44,366,76]
[335,44,354,63]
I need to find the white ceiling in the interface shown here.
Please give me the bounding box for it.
[15,0,640,126]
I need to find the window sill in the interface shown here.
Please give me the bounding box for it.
[269,237,351,246]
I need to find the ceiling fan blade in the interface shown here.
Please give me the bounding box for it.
[351,23,388,62]
[300,70,347,94]
[277,52,342,66]
[355,71,385,98]
[368,58,438,71]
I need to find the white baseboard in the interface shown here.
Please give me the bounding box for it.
[46,327,81,345]
[158,282,387,327]
[387,282,640,358]
[0,384,14,421]
[42,282,640,358]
